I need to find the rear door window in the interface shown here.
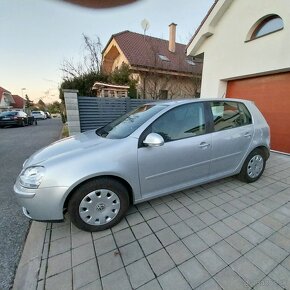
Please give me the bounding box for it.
[210,101,252,132]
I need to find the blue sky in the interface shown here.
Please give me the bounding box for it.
[0,0,214,102]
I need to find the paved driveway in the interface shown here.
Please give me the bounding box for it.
[0,118,62,290]
[33,153,290,289]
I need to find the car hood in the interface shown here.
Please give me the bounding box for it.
[24,130,109,167]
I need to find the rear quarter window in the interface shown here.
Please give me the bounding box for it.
[210,101,252,132]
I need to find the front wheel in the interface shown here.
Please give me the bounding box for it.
[68,178,129,232]
[238,149,266,183]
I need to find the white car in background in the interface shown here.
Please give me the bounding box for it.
[31,111,46,120]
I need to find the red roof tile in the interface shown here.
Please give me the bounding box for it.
[12,95,25,109]
[108,31,202,75]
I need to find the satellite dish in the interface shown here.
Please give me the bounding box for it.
[141,19,150,35]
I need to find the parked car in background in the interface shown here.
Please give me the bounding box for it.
[0,111,34,128]
[14,99,270,232]
[31,110,46,120]
[45,111,51,119]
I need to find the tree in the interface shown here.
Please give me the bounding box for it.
[61,34,103,79]
[25,94,34,109]
[47,101,62,114]
[108,63,138,98]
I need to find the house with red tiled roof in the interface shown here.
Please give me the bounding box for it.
[102,24,202,99]
[0,87,15,112]
[12,95,26,110]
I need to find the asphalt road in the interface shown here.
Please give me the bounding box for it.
[0,118,63,290]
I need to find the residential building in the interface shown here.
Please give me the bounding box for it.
[0,87,15,112]
[186,0,290,153]
[102,24,202,100]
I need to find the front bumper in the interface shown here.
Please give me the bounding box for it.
[14,181,69,221]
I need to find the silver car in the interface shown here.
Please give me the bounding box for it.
[14,99,270,231]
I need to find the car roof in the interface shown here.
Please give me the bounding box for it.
[145,98,252,107]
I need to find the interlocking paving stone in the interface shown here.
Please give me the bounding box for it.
[139,207,159,220]
[126,212,145,226]
[93,235,116,256]
[197,227,223,247]
[111,218,129,233]
[72,258,99,289]
[78,279,102,290]
[113,228,135,247]
[46,251,71,277]
[72,242,95,267]
[161,211,182,226]
[238,227,265,245]
[102,268,131,290]
[214,266,249,290]
[212,240,241,264]
[178,257,210,288]
[98,250,123,277]
[185,216,207,232]
[139,234,163,255]
[119,241,143,266]
[170,222,193,239]
[137,279,162,290]
[166,240,193,265]
[210,221,235,238]
[92,229,111,240]
[230,257,265,287]
[269,232,290,252]
[50,225,71,241]
[174,207,193,220]
[131,222,152,239]
[71,231,92,249]
[158,268,191,290]
[147,249,175,276]
[257,240,288,263]
[155,227,179,247]
[182,233,209,255]
[147,217,168,232]
[196,248,227,275]
[268,264,290,289]
[126,258,155,288]
[245,248,277,274]
[195,278,222,290]
[225,233,254,255]
[253,276,284,290]
[45,269,72,290]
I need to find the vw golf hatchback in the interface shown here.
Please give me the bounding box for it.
[14,99,270,231]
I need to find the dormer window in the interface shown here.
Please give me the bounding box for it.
[158,54,170,61]
[186,59,196,66]
[250,15,284,40]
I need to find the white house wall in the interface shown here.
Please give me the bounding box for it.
[188,0,290,98]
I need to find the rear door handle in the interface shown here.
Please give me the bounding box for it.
[244,132,252,138]
[199,142,210,149]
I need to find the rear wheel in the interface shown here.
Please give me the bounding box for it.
[68,178,129,232]
[238,149,266,183]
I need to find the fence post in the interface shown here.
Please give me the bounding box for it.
[63,89,81,136]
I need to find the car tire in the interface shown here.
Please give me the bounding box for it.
[238,149,266,183]
[21,120,25,127]
[68,178,129,232]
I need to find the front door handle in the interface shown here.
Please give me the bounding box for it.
[244,132,252,138]
[199,142,210,149]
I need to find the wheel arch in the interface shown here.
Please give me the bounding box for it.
[63,175,134,212]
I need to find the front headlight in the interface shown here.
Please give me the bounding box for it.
[19,166,45,189]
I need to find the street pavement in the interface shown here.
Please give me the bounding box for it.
[0,118,62,290]
[33,152,290,290]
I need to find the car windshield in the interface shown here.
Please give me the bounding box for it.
[96,104,166,139]
[0,111,17,116]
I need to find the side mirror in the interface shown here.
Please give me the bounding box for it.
[143,133,164,147]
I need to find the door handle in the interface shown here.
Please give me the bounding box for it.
[244,132,252,138]
[199,142,210,149]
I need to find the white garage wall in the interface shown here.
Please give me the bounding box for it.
[187,0,290,98]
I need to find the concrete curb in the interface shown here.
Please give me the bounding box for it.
[12,222,47,290]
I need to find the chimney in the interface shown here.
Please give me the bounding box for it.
[169,23,177,53]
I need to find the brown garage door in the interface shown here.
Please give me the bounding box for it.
[227,72,290,154]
